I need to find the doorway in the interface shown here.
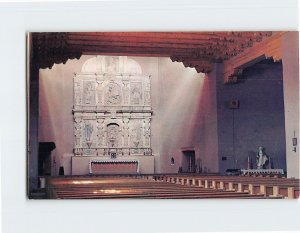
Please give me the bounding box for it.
[38,142,56,176]
[182,150,196,173]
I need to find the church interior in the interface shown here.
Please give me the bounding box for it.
[28,31,299,199]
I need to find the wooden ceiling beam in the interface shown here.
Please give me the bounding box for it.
[67,45,210,55]
[31,32,275,73]
[71,47,230,62]
[81,51,169,57]
[68,34,235,46]
[214,31,272,39]
[67,39,213,50]
[68,32,226,41]
[67,37,252,50]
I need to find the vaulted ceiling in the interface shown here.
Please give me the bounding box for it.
[31,32,274,74]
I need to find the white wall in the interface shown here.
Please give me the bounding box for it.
[281,32,300,178]
[39,56,92,175]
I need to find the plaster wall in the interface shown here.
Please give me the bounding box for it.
[281,32,300,178]
[153,59,218,173]
[216,61,286,174]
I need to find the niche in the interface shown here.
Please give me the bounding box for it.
[170,157,175,165]
[107,123,120,147]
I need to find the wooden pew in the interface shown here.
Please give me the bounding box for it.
[46,176,268,199]
[149,174,299,199]
[45,174,299,199]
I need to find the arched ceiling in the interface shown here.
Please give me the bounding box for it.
[31,31,274,73]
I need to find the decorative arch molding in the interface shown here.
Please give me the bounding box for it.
[81,56,142,75]
[105,118,122,126]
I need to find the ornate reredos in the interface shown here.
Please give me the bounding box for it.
[73,56,152,157]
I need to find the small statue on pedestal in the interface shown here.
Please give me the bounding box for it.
[256,146,268,169]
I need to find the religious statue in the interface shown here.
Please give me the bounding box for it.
[107,124,119,147]
[105,83,122,105]
[131,87,141,105]
[74,118,82,146]
[107,57,118,73]
[131,121,142,147]
[256,146,268,169]
[96,81,103,105]
[131,83,142,105]
[84,82,94,104]
[84,122,93,142]
[74,82,82,106]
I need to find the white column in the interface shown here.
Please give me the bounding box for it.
[281,32,299,178]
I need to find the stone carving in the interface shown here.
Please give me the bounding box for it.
[131,83,142,105]
[144,118,151,147]
[110,110,117,119]
[123,118,130,147]
[144,148,152,156]
[74,118,82,147]
[83,81,95,105]
[84,148,95,155]
[97,118,104,147]
[130,120,143,148]
[73,56,152,157]
[96,80,104,105]
[96,148,104,156]
[144,81,151,105]
[84,121,93,142]
[81,55,105,73]
[107,56,119,73]
[74,81,82,106]
[123,81,130,105]
[104,82,122,105]
[107,124,119,147]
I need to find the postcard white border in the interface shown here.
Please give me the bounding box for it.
[0,1,299,233]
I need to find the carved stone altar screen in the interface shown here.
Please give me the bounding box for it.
[73,56,152,158]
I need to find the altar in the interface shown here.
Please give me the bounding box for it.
[241,169,284,176]
[71,155,154,175]
[89,159,139,174]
